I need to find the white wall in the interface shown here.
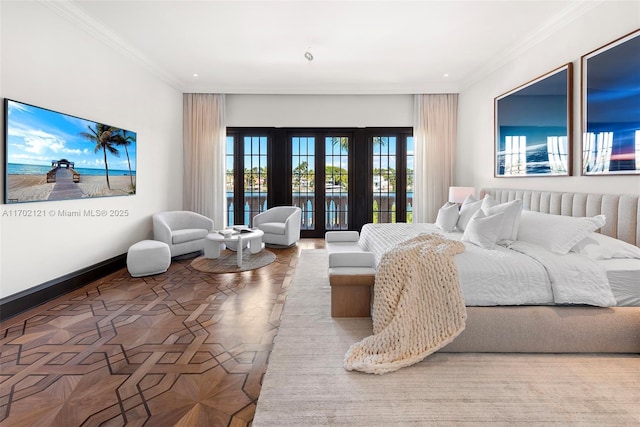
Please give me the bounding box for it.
[458,1,640,194]
[229,2,640,196]
[0,2,183,298]
[227,94,413,127]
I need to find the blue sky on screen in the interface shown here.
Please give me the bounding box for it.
[6,100,136,172]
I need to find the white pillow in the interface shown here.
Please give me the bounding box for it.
[571,232,640,260]
[435,202,459,232]
[517,210,606,255]
[461,210,505,249]
[481,196,523,243]
[456,197,482,231]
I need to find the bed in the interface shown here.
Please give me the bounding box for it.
[340,188,640,353]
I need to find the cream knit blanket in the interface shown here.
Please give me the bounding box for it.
[344,233,466,374]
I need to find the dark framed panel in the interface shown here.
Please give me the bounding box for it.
[226,127,412,236]
[495,63,573,177]
[224,128,274,227]
[581,29,640,175]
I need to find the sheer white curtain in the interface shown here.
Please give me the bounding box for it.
[413,94,458,223]
[183,93,226,229]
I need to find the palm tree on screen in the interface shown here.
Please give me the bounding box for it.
[79,123,120,190]
[115,129,136,187]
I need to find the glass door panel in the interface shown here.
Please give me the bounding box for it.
[325,136,349,230]
[226,136,235,227]
[406,136,414,223]
[292,136,315,230]
[243,136,268,226]
[372,136,397,223]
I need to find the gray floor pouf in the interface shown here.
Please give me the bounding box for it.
[127,240,171,277]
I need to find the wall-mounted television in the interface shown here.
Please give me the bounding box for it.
[4,99,136,204]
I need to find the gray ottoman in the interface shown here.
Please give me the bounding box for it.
[127,240,171,277]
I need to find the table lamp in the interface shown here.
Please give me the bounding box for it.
[448,186,476,205]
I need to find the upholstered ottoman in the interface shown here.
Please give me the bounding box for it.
[127,240,171,277]
[325,231,376,317]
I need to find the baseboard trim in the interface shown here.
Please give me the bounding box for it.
[0,254,127,321]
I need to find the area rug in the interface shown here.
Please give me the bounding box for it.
[190,249,276,273]
[253,249,640,426]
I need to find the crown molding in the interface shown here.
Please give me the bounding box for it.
[459,0,604,91]
[39,0,185,92]
[37,0,605,96]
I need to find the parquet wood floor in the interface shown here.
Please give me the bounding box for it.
[0,238,325,427]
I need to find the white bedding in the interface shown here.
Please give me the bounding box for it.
[358,223,627,307]
[599,259,640,306]
[507,241,616,306]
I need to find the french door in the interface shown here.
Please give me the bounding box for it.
[226,127,412,236]
[225,131,270,227]
[291,132,352,237]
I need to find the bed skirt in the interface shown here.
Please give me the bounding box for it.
[440,306,640,353]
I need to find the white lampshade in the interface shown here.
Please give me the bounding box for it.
[448,186,476,204]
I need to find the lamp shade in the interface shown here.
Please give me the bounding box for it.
[448,186,476,204]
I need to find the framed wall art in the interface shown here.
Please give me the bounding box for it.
[581,29,640,175]
[495,63,572,177]
[4,99,137,203]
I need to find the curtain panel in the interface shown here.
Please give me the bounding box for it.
[413,94,458,223]
[183,93,226,229]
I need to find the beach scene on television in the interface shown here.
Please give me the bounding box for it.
[5,99,136,203]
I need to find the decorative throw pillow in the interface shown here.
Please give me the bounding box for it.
[517,210,606,255]
[435,202,459,232]
[571,232,640,260]
[481,196,523,243]
[461,194,476,205]
[461,210,505,249]
[456,197,483,232]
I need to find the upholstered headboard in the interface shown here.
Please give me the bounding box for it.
[481,188,640,247]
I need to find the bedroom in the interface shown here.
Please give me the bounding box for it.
[1,0,639,425]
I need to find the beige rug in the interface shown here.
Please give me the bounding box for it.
[253,249,640,426]
[190,249,275,273]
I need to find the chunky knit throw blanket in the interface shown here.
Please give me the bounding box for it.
[344,234,466,374]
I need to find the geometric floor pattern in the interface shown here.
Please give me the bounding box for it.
[0,239,324,426]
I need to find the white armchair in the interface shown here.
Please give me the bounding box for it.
[152,211,214,257]
[253,206,302,247]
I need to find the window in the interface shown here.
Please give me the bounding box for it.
[225,130,270,227]
[584,129,640,173]
[406,136,414,223]
[227,127,411,235]
[243,136,268,225]
[369,131,412,224]
[225,136,235,226]
[292,136,315,230]
[583,132,613,173]
[325,136,349,230]
[504,135,527,175]
[372,136,396,223]
[547,136,568,175]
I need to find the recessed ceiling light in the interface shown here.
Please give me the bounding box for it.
[193,73,199,77]
[443,73,449,78]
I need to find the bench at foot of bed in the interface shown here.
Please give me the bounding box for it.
[326,231,376,317]
[329,271,375,317]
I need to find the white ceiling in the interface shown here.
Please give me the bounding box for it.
[51,0,599,94]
